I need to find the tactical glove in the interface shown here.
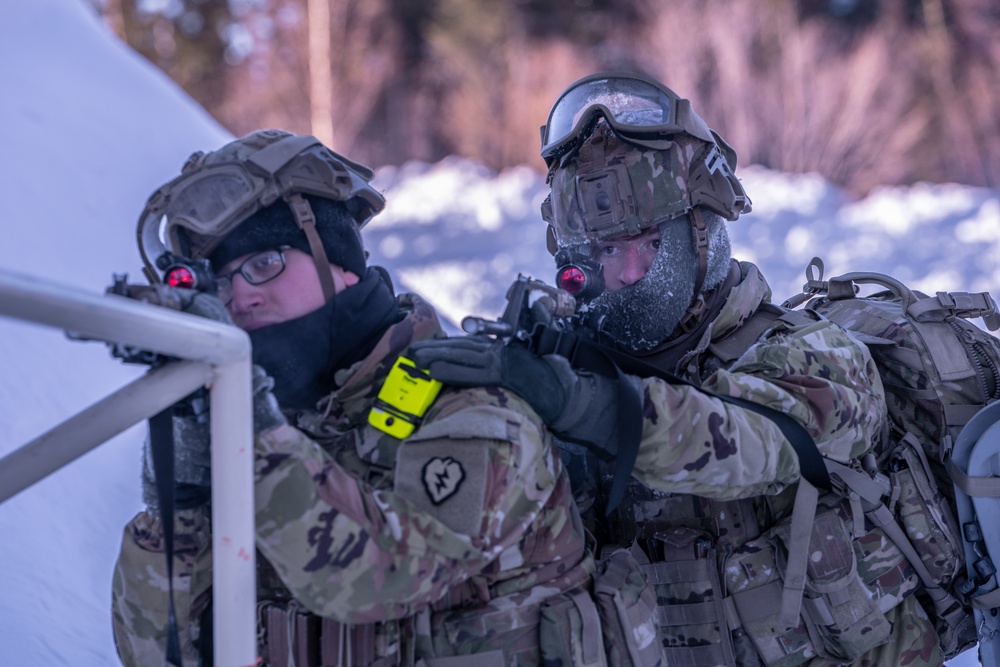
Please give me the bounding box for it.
[141,289,286,510]
[408,336,639,460]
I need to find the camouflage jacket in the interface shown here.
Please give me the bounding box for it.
[112,293,594,667]
[626,260,887,501]
[575,262,941,667]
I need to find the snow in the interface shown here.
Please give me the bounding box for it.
[0,0,995,664]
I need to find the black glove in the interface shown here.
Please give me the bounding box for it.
[408,336,638,459]
[141,290,286,510]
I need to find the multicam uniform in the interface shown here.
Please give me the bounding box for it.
[571,261,945,667]
[112,293,596,667]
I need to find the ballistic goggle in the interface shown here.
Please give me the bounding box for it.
[136,133,385,285]
[540,71,719,167]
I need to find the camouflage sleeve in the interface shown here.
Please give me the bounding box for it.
[111,507,213,667]
[253,388,560,623]
[631,317,886,499]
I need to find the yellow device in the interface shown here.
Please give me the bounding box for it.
[368,356,443,439]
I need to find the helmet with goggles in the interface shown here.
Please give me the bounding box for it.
[540,71,724,168]
[539,73,750,301]
[541,72,749,251]
[136,130,385,300]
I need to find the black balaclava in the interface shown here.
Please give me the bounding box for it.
[248,266,401,410]
[588,210,732,352]
[208,197,401,410]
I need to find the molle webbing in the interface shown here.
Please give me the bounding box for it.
[642,527,734,666]
[261,602,398,667]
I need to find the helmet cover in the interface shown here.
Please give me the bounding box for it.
[540,73,750,256]
[543,123,748,254]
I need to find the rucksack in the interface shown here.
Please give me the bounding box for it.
[781,256,1000,659]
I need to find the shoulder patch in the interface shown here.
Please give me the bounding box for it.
[422,456,465,504]
[395,435,490,536]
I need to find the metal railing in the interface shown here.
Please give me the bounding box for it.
[0,267,257,667]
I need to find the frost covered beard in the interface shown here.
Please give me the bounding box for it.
[589,212,732,352]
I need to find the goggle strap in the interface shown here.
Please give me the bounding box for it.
[142,265,160,286]
[286,193,338,302]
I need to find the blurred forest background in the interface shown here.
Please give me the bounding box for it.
[89,0,1000,196]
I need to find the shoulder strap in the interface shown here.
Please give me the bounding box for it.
[708,303,814,363]
[149,407,185,667]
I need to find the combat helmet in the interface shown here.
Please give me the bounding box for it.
[136,129,385,301]
[540,72,750,300]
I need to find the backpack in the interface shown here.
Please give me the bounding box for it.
[781,256,1000,659]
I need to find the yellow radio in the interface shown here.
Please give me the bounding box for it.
[368,356,443,439]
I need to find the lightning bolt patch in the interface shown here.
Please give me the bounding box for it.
[421,456,466,505]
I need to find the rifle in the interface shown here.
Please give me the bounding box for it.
[461,274,579,340]
[459,274,644,512]
[464,273,830,512]
[105,253,220,665]
[105,253,218,366]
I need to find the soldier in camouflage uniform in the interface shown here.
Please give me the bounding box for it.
[411,73,947,666]
[111,130,600,667]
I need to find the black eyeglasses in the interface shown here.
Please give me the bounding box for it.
[215,246,290,305]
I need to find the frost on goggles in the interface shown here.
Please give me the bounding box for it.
[541,73,682,161]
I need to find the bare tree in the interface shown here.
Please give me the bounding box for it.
[306,0,333,147]
[95,0,1000,192]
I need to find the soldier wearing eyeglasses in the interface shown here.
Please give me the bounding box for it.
[111,130,605,667]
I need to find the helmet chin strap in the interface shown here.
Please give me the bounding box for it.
[689,207,710,296]
[286,192,338,302]
[675,207,711,334]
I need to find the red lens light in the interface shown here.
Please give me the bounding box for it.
[557,266,587,294]
[166,267,197,289]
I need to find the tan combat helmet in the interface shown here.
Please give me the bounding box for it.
[136,129,385,302]
[540,72,750,299]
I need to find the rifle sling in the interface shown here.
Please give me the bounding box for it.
[149,406,186,666]
[530,326,831,494]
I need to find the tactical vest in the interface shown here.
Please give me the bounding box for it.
[256,556,412,667]
[254,528,641,667]
[576,304,933,667]
[249,411,643,667]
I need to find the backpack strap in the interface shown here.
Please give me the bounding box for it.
[907,291,1000,331]
[779,478,821,626]
[707,303,813,363]
[826,449,970,630]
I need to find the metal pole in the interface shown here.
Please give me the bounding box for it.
[0,360,212,503]
[0,267,248,365]
[210,360,258,667]
[0,267,257,667]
